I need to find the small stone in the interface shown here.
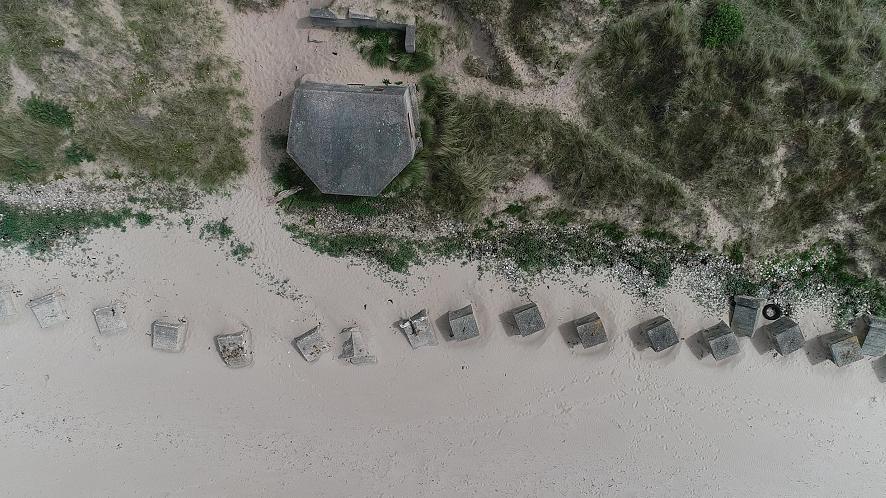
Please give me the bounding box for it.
[152,319,188,352]
[27,291,68,329]
[702,320,739,360]
[641,316,678,352]
[339,327,376,364]
[215,328,254,368]
[575,313,607,349]
[512,303,544,337]
[93,302,127,335]
[760,316,805,356]
[294,326,332,362]
[448,304,480,341]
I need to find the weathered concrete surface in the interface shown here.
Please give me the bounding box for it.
[512,303,544,337]
[152,319,188,353]
[216,328,254,368]
[575,312,607,348]
[731,295,763,337]
[340,326,377,364]
[27,292,68,329]
[448,304,480,341]
[856,313,886,357]
[295,326,332,362]
[820,330,863,367]
[399,309,438,349]
[287,80,422,196]
[0,284,16,322]
[93,302,127,336]
[641,316,679,352]
[702,320,740,360]
[309,7,417,53]
[761,316,805,356]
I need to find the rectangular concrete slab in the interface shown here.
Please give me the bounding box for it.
[575,313,607,348]
[731,295,763,337]
[216,328,254,368]
[857,313,886,357]
[512,303,545,337]
[27,292,67,329]
[400,309,438,349]
[152,319,188,352]
[703,320,740,360]
[295,326,332,362]
[641,316,679,352]
[448,305,480,341]
[761,316,805,356]
[93,302,127,335]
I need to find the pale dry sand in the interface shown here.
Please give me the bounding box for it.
[1,1,886,496]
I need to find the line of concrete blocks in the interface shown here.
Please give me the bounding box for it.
[309,7,417,53]
[4,286,886,369]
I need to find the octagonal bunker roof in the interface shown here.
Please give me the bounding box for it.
[287,80,422,196]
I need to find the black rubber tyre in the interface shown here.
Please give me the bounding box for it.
[762,303,782,320]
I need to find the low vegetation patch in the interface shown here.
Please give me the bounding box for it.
[352,23,442,74]
[227,0,286,12]
[285,224,420,273]
[0,201,137,253]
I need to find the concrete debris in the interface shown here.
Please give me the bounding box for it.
[216,328,254,368]
[575,313,607,348]
[308,5,417,53]
[0,284,16,322]
[399,309,438,349]
[151,318,188,353]
[760,316,805,356]
[820,330,863,367]
[27,291,68,329]
[855,313,886,357]
[641,316,679,352]
[512,303,545,337]
[340,326,377,364]
[702,320,740,360]
[731,295,763,337]
[448,304,480,341]
[295,326,332,362]
[93,302,127,335]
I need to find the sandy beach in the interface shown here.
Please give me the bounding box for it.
[2,1,886,496]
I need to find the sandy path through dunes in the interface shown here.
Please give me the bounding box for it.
[1,2,885,497]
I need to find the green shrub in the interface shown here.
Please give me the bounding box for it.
[64,143,96,164]
[22,95,74,128]
[702,3,744,48]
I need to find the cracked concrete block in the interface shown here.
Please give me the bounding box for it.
[152,319,188,352]
[216,328,254,368]
[399,309,438,349]
[702,320,740,360]
[340,327,376,364]
[641,316,678,352]
[761,316,805,356]
[448,304,480,341]
[295,326,332,362]
[575,313,607,349]
[93,302,127,335]
[512,303,544,337]
[27,291,68,329]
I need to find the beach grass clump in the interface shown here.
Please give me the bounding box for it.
[200,218,235,241]
[0,201,136,253]
[352,22,443,74]
[22,95,74,128]
[227,0,286,12]
[702,2,744,48]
